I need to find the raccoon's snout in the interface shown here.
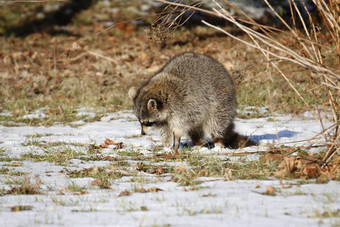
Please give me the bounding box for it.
[141,124,150,135]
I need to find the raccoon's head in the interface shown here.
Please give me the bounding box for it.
[129,87,168,135]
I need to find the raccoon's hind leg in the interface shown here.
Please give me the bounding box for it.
[188,126,205,148]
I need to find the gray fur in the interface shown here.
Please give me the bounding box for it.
[129,52,238,150]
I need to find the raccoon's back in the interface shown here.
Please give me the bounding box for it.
[161,53,234,90]
[160,53,236,106]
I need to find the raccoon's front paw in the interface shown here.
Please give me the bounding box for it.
[214,141,225,149]
[161,140,172,149]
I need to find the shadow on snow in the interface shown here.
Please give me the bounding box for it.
[250,130,299,144]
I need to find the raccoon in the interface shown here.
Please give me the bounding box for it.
[129,52,254,150]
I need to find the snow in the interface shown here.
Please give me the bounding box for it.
[0,109,339,226]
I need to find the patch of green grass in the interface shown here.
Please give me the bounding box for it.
[21,148,84,165]
[236,69,329,114]
[67,165,124,189]
[0,167,26,176]
[0,147,6,154]
[182,205,223,216]
[22,138,41,147]
[22,139,86,149]
[26,133,54,138]
[173,168,200,187]
[226,160,276,180]
[117,150,143,157]
[172,156,277,186]
[0,106,106,127]
[0,157,19,162]
[66,181,88,194]
[51,196,80,207]
[296,179,318,185]
[294,190,308,196]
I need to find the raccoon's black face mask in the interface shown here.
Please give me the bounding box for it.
[137,99,167,135]
[129,87,168,135]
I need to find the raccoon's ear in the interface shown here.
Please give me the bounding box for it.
[147,99,158,111]
[128,87,137,100]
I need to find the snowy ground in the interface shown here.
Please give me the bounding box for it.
[0,108,339,227]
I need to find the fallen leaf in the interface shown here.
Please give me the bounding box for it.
[11,161,23,166]
[300,163,321,178]
[11,205,33,212]
[260,153,284,164]
[147,137,156,142]
[118,190,131,197]
[265,186,276,195]
[73,191,88,195]
[134,187,163,193]
[104,138,123,149]
[147,166,164,175]
[91,179,110,189]
[147,187,163,192]
[104,138,115,145]
[99,144,108,148]
[274,157,304,178]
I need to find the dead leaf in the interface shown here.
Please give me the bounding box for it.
[11,205,33,212]
[73,191,88,195]
[134,187,163,193]
[260,153,284,164]
[300,163,321,178]
[91,178,110,189]
[99,144,108,148]
[274,157,304,178]
[147,166,164,175]
[147,187,163,192]
[147,137,156,142]
[104,138,115,145]
[11,161,23,166]
[104,138,123,149]
[118,190,131,197]
[265,186,276,195]
[320,162,340,180]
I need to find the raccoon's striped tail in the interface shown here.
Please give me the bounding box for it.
[224,130,257,149]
